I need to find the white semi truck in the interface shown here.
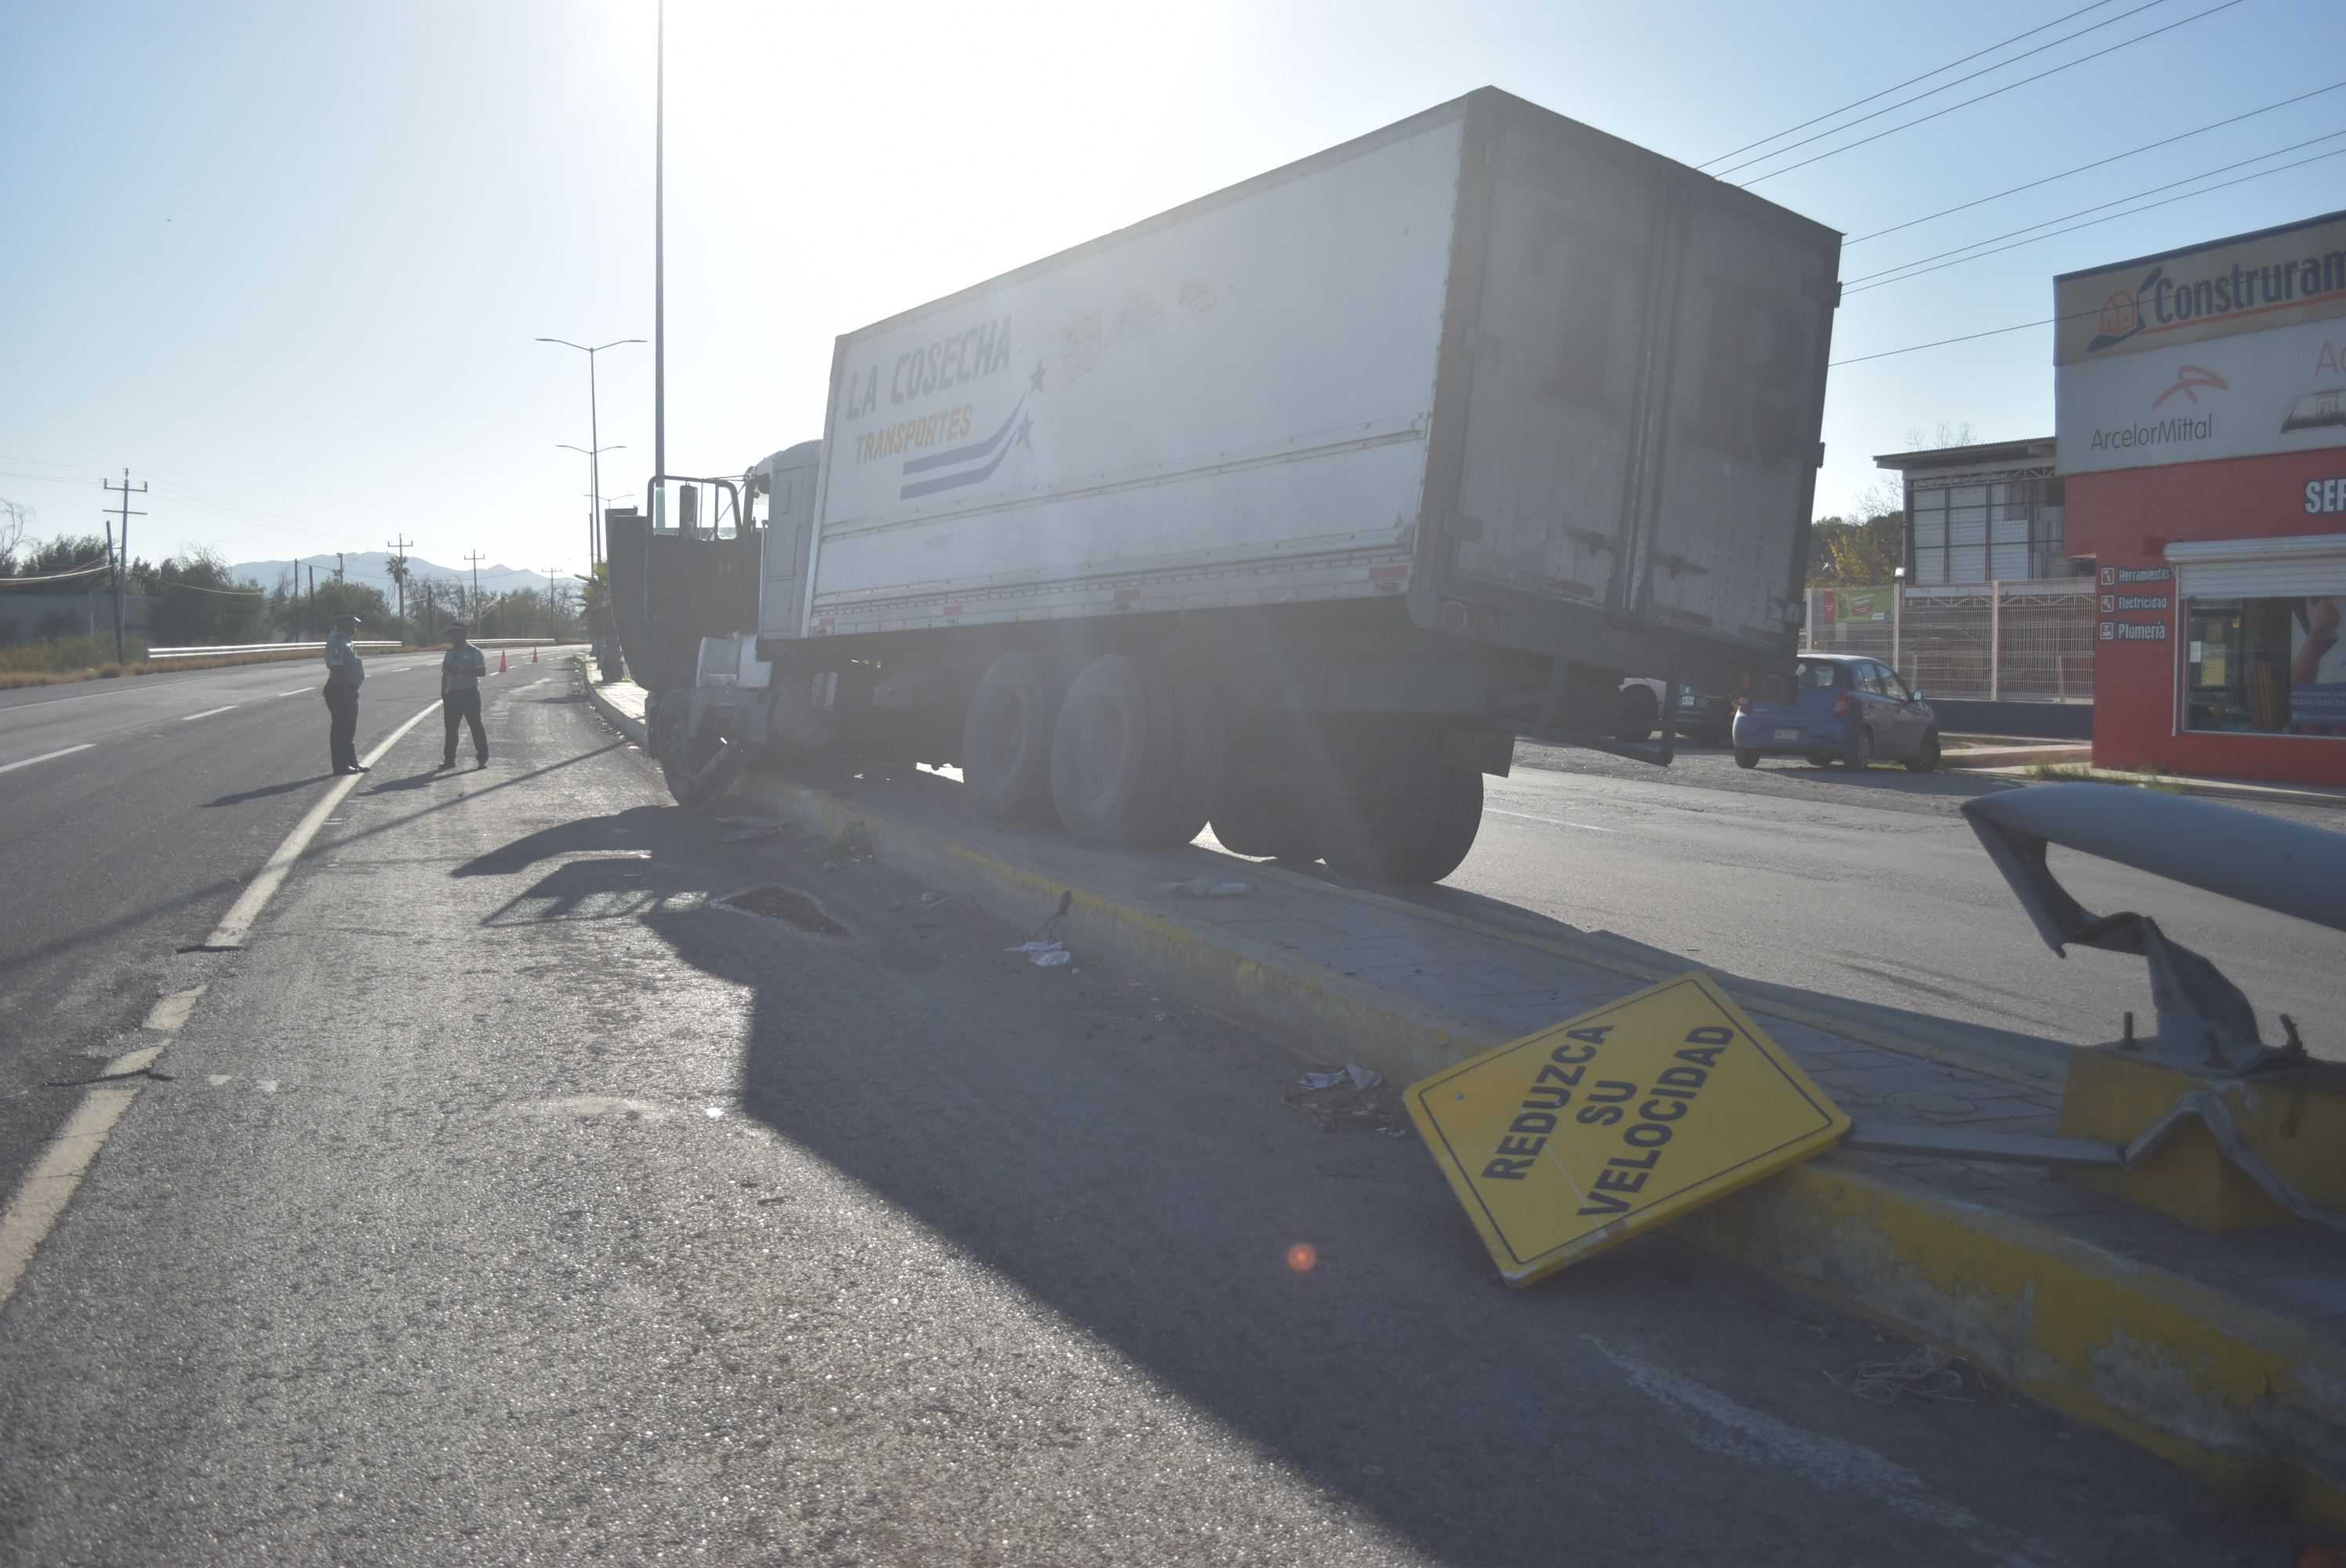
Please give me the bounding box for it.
[608,88,1840,884]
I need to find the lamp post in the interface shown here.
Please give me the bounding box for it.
[557,443,626,572]
[535,336,644,567]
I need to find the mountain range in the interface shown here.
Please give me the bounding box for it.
[227,552,565,601]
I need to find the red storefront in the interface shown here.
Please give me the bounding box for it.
[2054,212,2346,787]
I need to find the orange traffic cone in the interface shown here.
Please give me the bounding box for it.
[531,646,539,663]
[499,649,508,674]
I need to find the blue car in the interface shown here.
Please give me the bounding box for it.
[1730,654,1941,772]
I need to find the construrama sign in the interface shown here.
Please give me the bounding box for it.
[2055,209,2346,365]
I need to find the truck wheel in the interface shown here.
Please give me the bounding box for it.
[1320,739,1484,884]
[1051,654,1184,845]
[656,702,735,812]
[961,652,1065,822]
[1141,663,1225,847]
[1209,771,1319,861]
[1614,685,1658,742]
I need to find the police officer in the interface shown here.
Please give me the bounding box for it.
[322,613,367,775]
[439,622,489,769]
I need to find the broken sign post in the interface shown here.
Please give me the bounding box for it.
[1406,972,1850,1286]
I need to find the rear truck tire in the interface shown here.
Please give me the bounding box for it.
[1734,747,1761,770]
[1208,769,1320,861]
[1843,727,1875,770]
[1141,662,1226,847]
[961,652,1066,822]
[1614,684,1658,742]
[1318,731,1484,885]
[1905,728,1942,773]
[1050,654,1189,846]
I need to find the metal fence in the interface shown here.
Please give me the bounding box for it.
[1804,581,2097,703]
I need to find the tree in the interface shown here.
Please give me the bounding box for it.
[148,547,267,646]
[0,497,31,576]
[1807,511,1903,586]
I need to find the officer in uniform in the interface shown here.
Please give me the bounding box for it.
[439,622,490,769]
[322,613,367,775]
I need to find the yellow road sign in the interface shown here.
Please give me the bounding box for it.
[1407,972,1850,1285]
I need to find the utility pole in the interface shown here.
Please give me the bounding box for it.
[100,469,146,663]
[335,550,344,583]
[655,0,666,494]
[387,535,413,626]
[465,550,486,619]
[307,564,316,640]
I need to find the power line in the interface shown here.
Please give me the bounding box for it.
[1728,0,2251,187]
[1846,80,2346,245]
[1846,128,2346,286]
[1843,140,2346,295]
[1706,0,2161,174]
[1701,0,2130,168]
[155,577,267,596]
[0,560,112,585]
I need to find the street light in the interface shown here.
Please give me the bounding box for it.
[557,442,625,572]
[535,336,644,568]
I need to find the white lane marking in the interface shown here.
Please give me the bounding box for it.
[278,688,313,696]
[0,1088,142,1303]
[205,696,445,949]
[0,699,443,1309]
[179,705,240,722]
[1486,808,1614,833]
[1583,1337,2053,1565]
[0,743,96,777]
[140,985,208,1034]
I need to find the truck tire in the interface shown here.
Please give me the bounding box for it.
[1209,770,1320,861]
[1319,736,1484,884]
[1141,663,1225,847]
[961,652,1065,822]
[1614,684,1658,742]
[654,700,735,813]
[1051,654,1186,845]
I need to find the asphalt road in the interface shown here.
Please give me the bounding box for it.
[0,668,2308,1563]
[1423,743,2346,1062]
[0,648,571,1204]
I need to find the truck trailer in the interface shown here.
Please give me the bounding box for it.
[609,87,1840,884]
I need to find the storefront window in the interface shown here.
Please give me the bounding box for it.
[2184,596,2346,736]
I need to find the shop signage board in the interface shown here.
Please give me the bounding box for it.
[2055,209,2346,366]
[2056,318,2346,476]
[1405,973,1849,1286]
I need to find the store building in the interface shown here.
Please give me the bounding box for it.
[1873,436,2068,586]
[2054,209,2346,786]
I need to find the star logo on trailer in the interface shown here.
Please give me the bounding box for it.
[898,364,1046,503]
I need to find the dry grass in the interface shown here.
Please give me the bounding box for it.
[2025,762,2186,793]
[0,643,372,690]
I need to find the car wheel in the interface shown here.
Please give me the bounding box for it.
[1905,728,1942,773]
[1804,753,1834,768]
[1843,728,1874,770]
[1733,747,1761,770]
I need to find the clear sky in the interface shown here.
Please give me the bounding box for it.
[2,0,2339,579]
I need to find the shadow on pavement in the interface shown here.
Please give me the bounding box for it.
[202,775,339,807]
[441,797,2135,1563]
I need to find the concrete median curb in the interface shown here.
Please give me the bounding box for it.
[577,669,2346,1526]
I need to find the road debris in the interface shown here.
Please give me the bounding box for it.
[1826,1345,1983,1406]
[1008,939,1073,968]
[1285,1064,1407,1135]
[1159,877,1255,898]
